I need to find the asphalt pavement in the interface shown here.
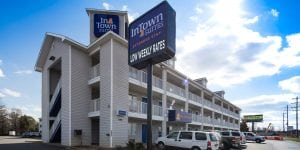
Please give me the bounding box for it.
[1,136,300,150]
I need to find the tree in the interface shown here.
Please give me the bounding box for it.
[9,108,22,134]
[240,119,249,132]
[20,115,37,132]
[0,105,9,135]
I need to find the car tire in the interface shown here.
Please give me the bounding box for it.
[157,142,165,150]
[191,146,200,150]
[255,139,261,143]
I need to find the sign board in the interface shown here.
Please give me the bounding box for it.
[94,14,119,37]
[128,1,176,69]
[243,114,263,122]
[168,110,192,123]
[287,126,293,131]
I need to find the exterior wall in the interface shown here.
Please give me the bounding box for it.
[70,47,91,145]
[111,39,129,147]
[99,40,113,147]
[41,38,71,145]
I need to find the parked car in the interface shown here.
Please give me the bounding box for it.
[219,131,242,149]
[240,132,246,145]
[156,130,219,150]
[22,131,41,138]
[243,132,265,143]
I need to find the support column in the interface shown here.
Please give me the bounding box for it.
[212,97,215,130]
[184,77,189,130]
[162,68,167,137]
[201,91,204,130]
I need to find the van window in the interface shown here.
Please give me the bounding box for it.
[195,132,207,140]
[209,133,218,141]
[167,132,179,139]
[231,132,240,136]
[220,132,229,136]
[179,132,193,140]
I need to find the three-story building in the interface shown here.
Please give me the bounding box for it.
[35,9,241,148]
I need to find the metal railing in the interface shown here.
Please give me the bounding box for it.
[50,109,61,138]
[166,82,185,97]
[203,116,212,124]
[89,64,100,79]
[49,78,61,111]
[192,114,202,122]
[203,99,213,108]
[189,92,202,104]
[90,98,100,112]
[129,100,163,117]
[129,67,163,89]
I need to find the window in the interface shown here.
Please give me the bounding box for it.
[248,133,254,136]
[209,133,218,141]
[231,132,240,136]
[195,132,207,140]
[167,132,179,139]
[220,132,229,136]
[179,132,193,140]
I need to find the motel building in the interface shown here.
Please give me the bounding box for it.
[34,8,241,148]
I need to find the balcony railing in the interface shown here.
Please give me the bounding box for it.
[212,103,222,111]
[89,64,100,79]
[129,100,163,117]
[203,99,213,108]
[129,67,163,89]
[203,116,212,124]
[192,114,202,122]
[166,82,185,97]
[90,98,100,112]
[189,92,202,104]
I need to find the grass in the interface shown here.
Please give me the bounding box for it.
[285,137,300,142]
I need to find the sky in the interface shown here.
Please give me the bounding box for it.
[0,0,299,131]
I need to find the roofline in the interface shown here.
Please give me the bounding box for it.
[87,31,128,53]
[34,32,88,72]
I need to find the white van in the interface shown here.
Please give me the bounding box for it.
[156,131,219,150]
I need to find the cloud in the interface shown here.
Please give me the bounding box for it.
[0,92,5,98]
[234,93,297,130]
[232,93,296,107]
[175,0,300,87]
[269,9,279,17]
[0,69,4,77]
[102,2,111,10]
[120,5,138,23]
[0,59,2,65]
[14,69,33,75]
[278,76,300,93]
[1,88,21,98]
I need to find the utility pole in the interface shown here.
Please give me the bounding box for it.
[283,112,285,132]
[292,97,299,138]
[287,105,289,132]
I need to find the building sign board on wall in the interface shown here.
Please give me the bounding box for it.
[128,1,176,69]
[94,14,119,37]
[168,110,192,123]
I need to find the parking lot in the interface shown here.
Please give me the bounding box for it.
[241,140,300,150]
[0,136,66,150]
[1,136,300,150]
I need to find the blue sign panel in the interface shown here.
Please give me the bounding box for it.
[94,14,119,37]
[168,110,192,123]
[128,1,176,69]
